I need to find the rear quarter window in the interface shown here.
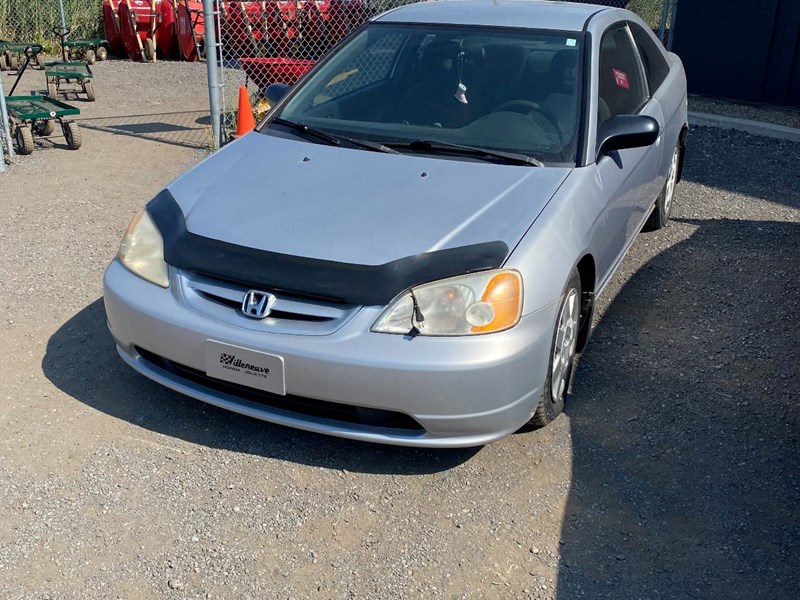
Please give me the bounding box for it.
[630,22,670,93]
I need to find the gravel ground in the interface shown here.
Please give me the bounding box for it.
[689,95,800,130]
[1,60,799,599]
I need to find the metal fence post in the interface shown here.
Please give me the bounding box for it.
[667,0,679,51]
[203,0,222,148]
[0,71,15,168]
[58,0,68,34]
[658,0,670,44]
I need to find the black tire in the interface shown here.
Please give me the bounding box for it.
[85,48,96,65]
[35,120,56,136]
[83,81,96,102]
[47,79,58,98]
[530,269,582,428]
[63,121,82,150]
[645,144,680,231]
[97,46,108,61]
[15,125,34,155]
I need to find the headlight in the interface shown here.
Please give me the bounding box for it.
[372,270,522,336]
[117,209,169,288]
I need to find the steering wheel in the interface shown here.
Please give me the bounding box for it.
[491,100,563,143]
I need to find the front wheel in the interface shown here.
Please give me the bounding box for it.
[143,38,156,62]
[645,144,680,231]
[15,124,35,155]
[529,270,582,428]
[85,48,96,64]
[63,121,82,150]
[97,46,108,61]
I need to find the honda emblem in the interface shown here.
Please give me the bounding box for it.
[241,290,276,319]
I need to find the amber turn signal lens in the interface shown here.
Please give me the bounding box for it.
[471,271,522,333]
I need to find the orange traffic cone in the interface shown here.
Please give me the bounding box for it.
[235,86,256,137]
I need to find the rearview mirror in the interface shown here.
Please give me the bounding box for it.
[264,83,290,106]
[596,115,659,161]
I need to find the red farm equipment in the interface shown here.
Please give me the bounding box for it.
[175,0,206,61]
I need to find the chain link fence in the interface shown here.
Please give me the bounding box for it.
[212,0,673,143]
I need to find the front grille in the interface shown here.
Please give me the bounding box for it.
[195,290,330,322]
[178,270,359,335]
[136,347,423,431]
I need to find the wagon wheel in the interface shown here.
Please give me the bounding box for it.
[8,51,18,71]
[85,48,97,65]
[0,52,9,71]
[62,121,82,150]
[143,38,156,62]
[83,80,96,102]
[35,120,56,136]
[15,124,35,155]
[35,52,47,69]
[47,78,58,98]
[97,46,108,61]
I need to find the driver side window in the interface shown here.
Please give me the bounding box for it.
[597,24,648,127]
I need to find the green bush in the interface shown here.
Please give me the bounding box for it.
[0,0,102,44]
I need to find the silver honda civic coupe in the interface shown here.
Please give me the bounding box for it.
[104,0,688,447]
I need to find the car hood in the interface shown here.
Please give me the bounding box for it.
[167,132,570,266]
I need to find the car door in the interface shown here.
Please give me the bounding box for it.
[592,23,665,290]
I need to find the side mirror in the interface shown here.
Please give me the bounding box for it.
[596,114,659,161]
[264,83,290,106]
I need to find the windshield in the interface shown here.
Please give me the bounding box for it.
[268,24,584,166]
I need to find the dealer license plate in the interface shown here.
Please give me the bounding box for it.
[204,340,286,395]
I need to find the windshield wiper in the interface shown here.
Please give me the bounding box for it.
[269,117,399,154]
[389,139,543,167]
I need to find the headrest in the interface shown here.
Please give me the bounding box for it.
[549,49,578,77]
[482,44,527,80]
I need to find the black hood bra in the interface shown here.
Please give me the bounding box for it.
[147,189,510,306]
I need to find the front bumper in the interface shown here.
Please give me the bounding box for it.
[103,259,558,447]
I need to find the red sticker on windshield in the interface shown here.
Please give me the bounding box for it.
[612,68,629,89]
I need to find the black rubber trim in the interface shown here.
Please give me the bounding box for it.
[147,189,509,306]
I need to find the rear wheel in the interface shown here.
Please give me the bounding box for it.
[8,52,18,71]
[85,48,96,64]
[97,46,108,61]
[35,52,46,68]
[530,270,582,428]
[645,144,680,231]
[35,120,56,136]
[15,124,35,155]
[0,52,10,71]
[83,80,96,101]
[47,79,58,98]
[63,121,82,150]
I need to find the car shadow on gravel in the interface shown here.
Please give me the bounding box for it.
[42,300,478,475]
[556,217,800,599]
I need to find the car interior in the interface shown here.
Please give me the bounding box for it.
[278,26,585,163]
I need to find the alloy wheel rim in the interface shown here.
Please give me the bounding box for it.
[664,147,679,215]
[551,288,579,401]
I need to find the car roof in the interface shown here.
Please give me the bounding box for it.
[374,0,611,32]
